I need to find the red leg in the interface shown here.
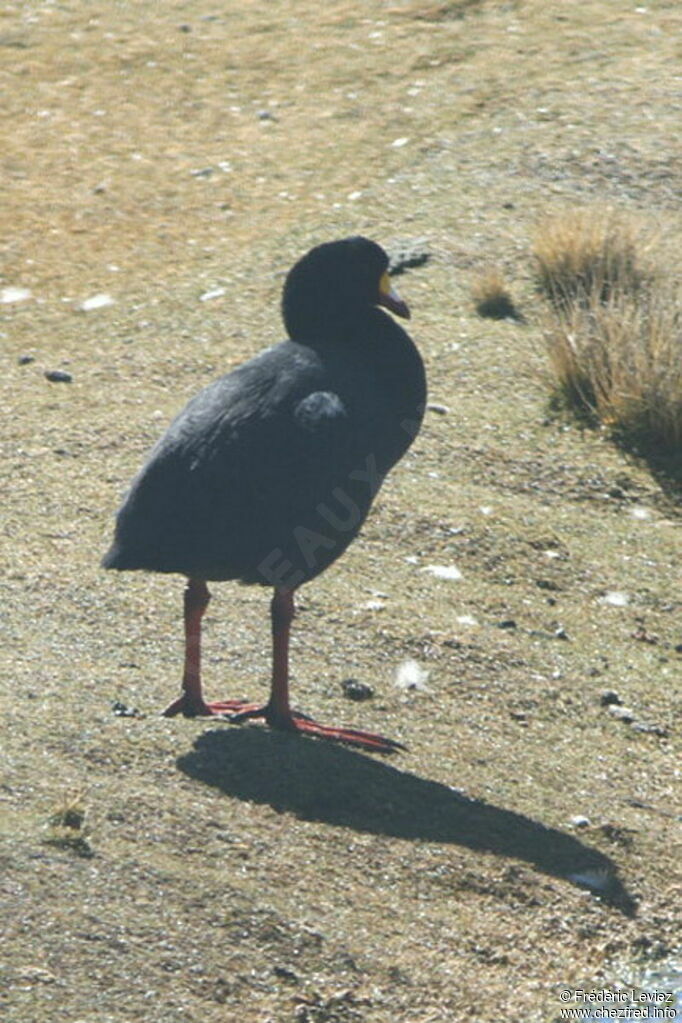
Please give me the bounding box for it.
[228,588,405,754]
[162,578,246,718]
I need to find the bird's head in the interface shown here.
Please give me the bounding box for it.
[282,236,410,340]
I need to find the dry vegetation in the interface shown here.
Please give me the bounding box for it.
[535,211,682,457]
[1,2,681,1023]
[472,267,520,320]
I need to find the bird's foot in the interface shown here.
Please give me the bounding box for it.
[227,702,405,754]
[162,694,250,718]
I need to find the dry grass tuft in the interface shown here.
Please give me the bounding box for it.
[533,209,656,313]
[43,792,94,858]
[472,267,521,320]
[536,211,682,453]
[544,291,682,448]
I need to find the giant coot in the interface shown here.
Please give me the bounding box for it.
[103,237,426,752]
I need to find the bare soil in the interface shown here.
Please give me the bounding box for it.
[1,2,680,1021]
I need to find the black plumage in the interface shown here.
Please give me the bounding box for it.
[103,237,426,752]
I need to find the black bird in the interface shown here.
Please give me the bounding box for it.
[103,237,426,752]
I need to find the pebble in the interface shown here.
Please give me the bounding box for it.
[273,965,298,983]
[78,293,114,312]
[1,286,32,304]
[199,287,226,302]
[44,369,73,383]
[600,690,622,707]
[608,705,635,723]
[422,564,463,581]
[631,721,668,737]
[388,238,431,276]
[600,591,630,607]
[341,679,374,702]
[17,354,35,365]
[427,402,450,415]
[111,700,142,718]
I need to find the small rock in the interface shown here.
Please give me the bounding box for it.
[388,238,431,276]
[341,679,374,702]
[78,293,114,312]
[608,704,635,723]
[17,354,35,365]
[600,690,622,707]
[536,579,560,591]
[631,624,658,644]
[1,286,32,304]
[600,824,636,848]
[44,369,72,383]
[496,619,517,630]
[554,626,569,640]
[599,591,630,607]
[191,166,214,178]
[569,815,591,829]
[422,564,463,581]
[112,700,142,718]
[631,721,668,737]
[427,402,450,415]
[273,965,298,983]
[199,287,226,302]
[257,109,276,121]
[15,966,58,984]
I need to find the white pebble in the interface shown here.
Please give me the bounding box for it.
[1,286,32,304]
[422,564,463,581]
[456,614,478,626]
[199,287,225,302]
[79,293,114,312]
[599,591,630,607]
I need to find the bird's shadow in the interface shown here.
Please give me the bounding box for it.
[177,727,636,916]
